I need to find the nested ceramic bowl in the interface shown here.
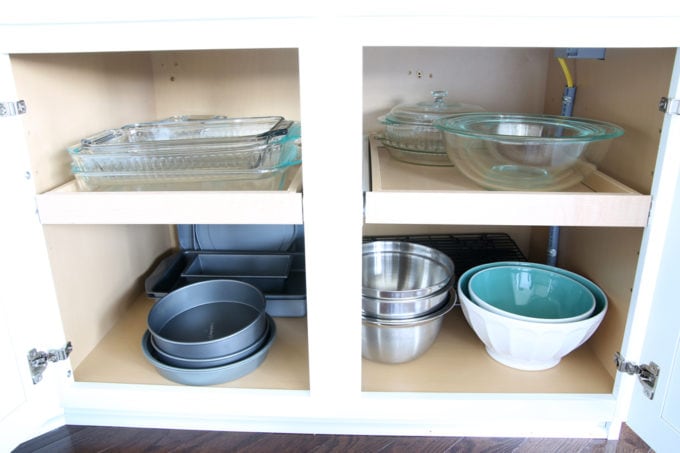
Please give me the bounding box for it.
[362,291,455,364]
[378,90,484,166]
[468,265,595,323]
[434,113,624,190]
[362,240,455,300]
[458,261,607,371]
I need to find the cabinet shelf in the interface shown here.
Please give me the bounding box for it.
[365,136,651,227]
[35,167,303,225]
[362,308,614,394]
[73,293,310,390]
[73,291,611,395]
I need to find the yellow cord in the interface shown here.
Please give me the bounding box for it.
[557,57,574,88]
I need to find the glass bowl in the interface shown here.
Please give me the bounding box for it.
[378,90,484,166]
[434,113,624,190]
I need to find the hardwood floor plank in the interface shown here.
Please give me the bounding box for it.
[12,424,653,453]
[514,437,605,453]
[443,436,524,452]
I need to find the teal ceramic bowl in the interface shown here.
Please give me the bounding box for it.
[457,261,608,370]
[468,265,595,323]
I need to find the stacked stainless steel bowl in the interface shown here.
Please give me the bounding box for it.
[142,279,276,385]
[361,241,456,363]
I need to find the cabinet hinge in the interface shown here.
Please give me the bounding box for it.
[614,352,660,400]
[0,100,27,117]
[27,341,72,384]
[659,96,680,115]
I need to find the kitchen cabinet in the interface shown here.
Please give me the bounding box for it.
[1,5,679,452]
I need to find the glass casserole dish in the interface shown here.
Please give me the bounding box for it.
[378,90,484,166]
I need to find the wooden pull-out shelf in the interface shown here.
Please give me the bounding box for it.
[365,136,650,227]
[35,166,304,225]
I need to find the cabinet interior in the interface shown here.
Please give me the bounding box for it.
[10,47,673,395]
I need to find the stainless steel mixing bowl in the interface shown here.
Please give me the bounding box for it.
[362,281,451,320]
[362,241,455,300]
[361,291,455,364]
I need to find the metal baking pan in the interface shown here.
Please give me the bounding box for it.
[181,253,292,292]
[148,279,268,359]
[145,251,306,317]
[146,224,306,317]
[141,314,276,386]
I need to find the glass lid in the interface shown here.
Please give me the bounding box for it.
[380,90,485,126]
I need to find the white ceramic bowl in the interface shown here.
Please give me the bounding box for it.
[458,261,607,371]
[467,265,596,323]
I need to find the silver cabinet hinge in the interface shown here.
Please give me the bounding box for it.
[614,352,660,400]
[27,341,72,384]
[0,100,27,117]
[659,96,680,115]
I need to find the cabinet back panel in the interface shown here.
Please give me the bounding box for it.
[10,49,302,195]
[10,53,157,194]
[363,47,550,134]
[150,49,300,120]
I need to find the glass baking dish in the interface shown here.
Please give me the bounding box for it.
[70,116,296,155]
[72,163,300,191]
[69,139,300,172]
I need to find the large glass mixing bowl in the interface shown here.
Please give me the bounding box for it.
[434,113,624,190]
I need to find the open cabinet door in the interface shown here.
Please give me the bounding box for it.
[0,54,71,451]
[624,50,680,453]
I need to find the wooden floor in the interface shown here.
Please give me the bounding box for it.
[14,423,652,452]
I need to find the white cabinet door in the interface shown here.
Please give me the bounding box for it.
[624,51,680,453]
[0,53,70,452]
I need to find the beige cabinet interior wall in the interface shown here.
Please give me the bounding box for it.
[540,48,675,376]
[9,49,303,368]
[150,49,301,121]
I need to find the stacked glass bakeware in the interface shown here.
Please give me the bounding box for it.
[68,115,302,191]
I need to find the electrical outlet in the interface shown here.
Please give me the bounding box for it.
[554,48,606,60]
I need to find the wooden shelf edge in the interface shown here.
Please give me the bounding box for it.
[36,173,304,225]
[365,191,650,227]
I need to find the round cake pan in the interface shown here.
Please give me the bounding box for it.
[149,319,270,369]
[362,241,454,300]
[141,315,276,386]
[148,279,267,359]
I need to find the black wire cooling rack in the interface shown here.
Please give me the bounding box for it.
[363,232,527,280]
